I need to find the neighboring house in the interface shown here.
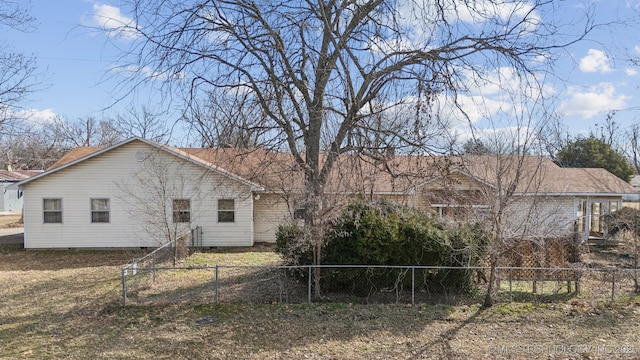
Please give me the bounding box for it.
[16,137,638,249]
[0,169,41,213]
[627,175,640,204]
[630,174,640,192]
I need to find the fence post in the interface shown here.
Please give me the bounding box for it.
[509,268,513,302]
[121,267,127,306]
[214,265,219,304]
[153,252,156,283]
[308,265,313,304]
[611,268,616,303]
[411,267,415,305]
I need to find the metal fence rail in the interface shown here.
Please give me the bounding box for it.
[120,264,640,306]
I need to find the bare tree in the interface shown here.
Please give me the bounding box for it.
[115,105,171,143]
[184,88,274,149]
[0,0,40,131]
[116,1,593,279]
[116,150,202,265]
[451,80,578,306]
[538,116,572,161]
[628,125,640,174]
[450,145,572,306]
[47,115,123,149]
[0,125,65,170]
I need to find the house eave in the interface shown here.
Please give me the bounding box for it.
[514,192,632,197]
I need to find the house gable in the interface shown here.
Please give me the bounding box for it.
[20,139,258,248]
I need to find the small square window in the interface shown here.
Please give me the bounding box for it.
[43,198,62,223]
[609,201,619,213]
[173,199,191,223]
[218,199,235,223]
[91,198,110,223]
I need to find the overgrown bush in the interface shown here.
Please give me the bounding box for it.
[275,222,313,265]
[275,199,488,296]
[604,207,640,237]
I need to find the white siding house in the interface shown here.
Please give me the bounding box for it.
[18,138,262,249]
[0,170,40,213]
[17,138,638,249]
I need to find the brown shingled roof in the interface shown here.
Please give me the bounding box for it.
[47,147,102,170]
[458,155,637,195]
[45,141,637,196]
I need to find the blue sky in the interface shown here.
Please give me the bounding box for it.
[6,0,640,144]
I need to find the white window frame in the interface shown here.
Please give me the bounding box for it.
[90,198,110,223]
[218,199,235,223]
[43,198,63,224]
[172,199,191,223]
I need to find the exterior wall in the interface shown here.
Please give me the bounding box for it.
[413,174,584,239]
[1,182,22,213]
[22,141,254,249]
[253,193,292,243]
[502,196,576,239]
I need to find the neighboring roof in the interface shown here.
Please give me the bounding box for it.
[0,169,42,182]
[31,137,638,196]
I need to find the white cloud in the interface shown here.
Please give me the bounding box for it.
[626,68,638,76]
[559,83,629,119]
[454,0,539,27]
[109,64,186,81]
[579,49,613,73]
[87,4,138,40]
[395,0,541,47]
[450,94,510,124]
[16,108,58,125]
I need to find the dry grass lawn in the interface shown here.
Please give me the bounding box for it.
[0,213,22,228]
[1,246,640,359]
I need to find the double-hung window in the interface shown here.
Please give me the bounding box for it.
[173,199,191,223]
[218,199,235,223]
[43,198,63,223]
[91,198,110,223]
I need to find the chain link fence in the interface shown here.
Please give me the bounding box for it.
[121,261,640,306]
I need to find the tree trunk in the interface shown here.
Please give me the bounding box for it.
[304,171,324,299]
[483,254,498,308]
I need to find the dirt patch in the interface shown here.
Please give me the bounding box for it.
[0,213,22,228]
[582,237,637,268]
[0,247,145,271]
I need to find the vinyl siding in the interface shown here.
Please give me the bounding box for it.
[1,182,22,213]
[502,196,576,239]
[253,194,291,243]
[22,140,254,248]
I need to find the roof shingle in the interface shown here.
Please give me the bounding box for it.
[44,141,638,196]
